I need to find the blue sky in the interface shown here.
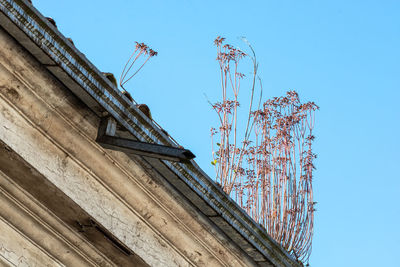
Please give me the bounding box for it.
[33,1,400,266]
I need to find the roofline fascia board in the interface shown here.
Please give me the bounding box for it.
[0,1,301,266]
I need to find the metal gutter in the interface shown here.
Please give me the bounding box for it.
[0,1,301,266]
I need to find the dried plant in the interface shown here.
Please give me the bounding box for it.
[119,42,157,91]
[210,36,260,194]
[210,37,318,263]
[116,43,183,146]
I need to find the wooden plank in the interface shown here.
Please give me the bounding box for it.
[96,117,195,163]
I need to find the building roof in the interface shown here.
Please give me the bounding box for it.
[0,1,301,266]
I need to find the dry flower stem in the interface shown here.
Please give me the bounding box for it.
[119,42,158,90]
[210,37,318,264]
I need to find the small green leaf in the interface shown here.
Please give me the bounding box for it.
[211,159,218,166]
[216,143,221,146]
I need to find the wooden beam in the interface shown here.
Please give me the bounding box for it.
[96,117,195,163]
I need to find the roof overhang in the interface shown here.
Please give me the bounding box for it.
[0,0,300,266]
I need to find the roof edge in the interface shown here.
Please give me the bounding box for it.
[0,1,301,266]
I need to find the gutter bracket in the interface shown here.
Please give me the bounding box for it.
[96,117,195,163]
